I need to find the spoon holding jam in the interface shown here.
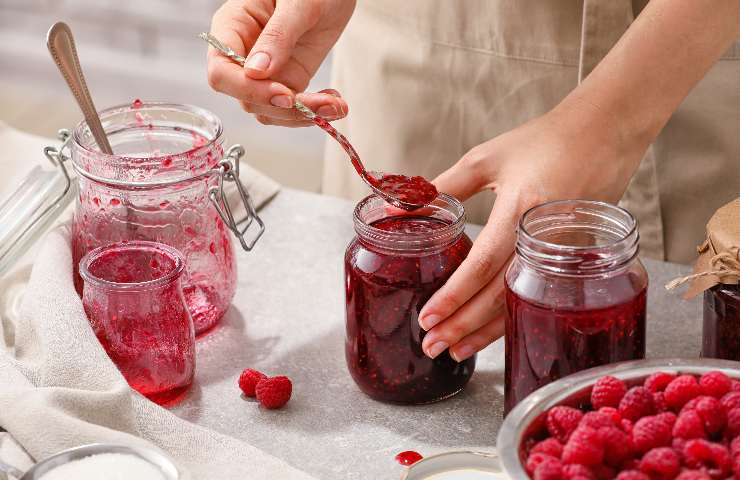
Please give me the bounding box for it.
[200,32,439,210]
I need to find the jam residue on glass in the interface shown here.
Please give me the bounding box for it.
[345,214,475,404]
[395,451,423,466]
[703,283,740,360]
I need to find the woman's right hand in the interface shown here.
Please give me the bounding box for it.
[207,0,355,127]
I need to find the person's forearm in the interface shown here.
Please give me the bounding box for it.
[560,0,740,163]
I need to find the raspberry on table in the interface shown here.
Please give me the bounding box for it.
[547,406,585,443]
[644,371,676,393]
[533,457,563,480]
[632,415,672,453]
[591,376,627,409]
[665,375,702,409]
[639,447,680,479]
[675,470,711,480]
[562,427,605,466]
[255,375,292,409]
[619,387,654,421]
[561,463,594,480]
[699,370,732,398]
[597,426,633,467]
[682,439,731,477]
[673,410,707,440]
[238,368,267,397]
[615,470,650,480]
[530,438,564,459]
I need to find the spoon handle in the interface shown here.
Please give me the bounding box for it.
[46,22,113,155]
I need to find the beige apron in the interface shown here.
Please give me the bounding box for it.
[323,0,740,263]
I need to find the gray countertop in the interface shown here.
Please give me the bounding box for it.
[171,188,701,480]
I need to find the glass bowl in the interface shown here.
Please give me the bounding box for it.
[497,358,740,479]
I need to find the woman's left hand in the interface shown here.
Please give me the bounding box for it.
[418,98,648,362]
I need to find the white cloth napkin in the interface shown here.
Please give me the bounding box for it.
[0,124,311,479]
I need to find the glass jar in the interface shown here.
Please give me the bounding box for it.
[69,102,263,335]
[504,200,648,413]
[79,241,195,405]
[703,283,740,360]
[344,193,476,404]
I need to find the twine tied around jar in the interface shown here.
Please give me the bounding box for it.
[665,244,740,291]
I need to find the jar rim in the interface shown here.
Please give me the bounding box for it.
[79,240,185,291]
[353,193,466,252]
[516,199,640,274]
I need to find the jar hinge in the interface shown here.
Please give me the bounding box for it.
[209,145,265,252]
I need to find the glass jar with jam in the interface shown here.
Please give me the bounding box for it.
[344,193,475,404]
[68,102,264,336]
[504,200,648,413]
[703,283,740,359]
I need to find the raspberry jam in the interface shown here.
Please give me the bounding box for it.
[80,241,195,405]
[504,200,648,413]
[703,283,740,360]
[369,174,439,207]
[345,194,475,404]
[395,451,424,466]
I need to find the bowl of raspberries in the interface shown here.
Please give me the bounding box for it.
[497,358,740,480]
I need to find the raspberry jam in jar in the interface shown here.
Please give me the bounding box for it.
[345,193,475,404]
[80,241,195,405]
[504,200,648,413]
[70,102,263,335]
[703,283,740,360]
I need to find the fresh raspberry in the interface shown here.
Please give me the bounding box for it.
[531,438,564,459]
[693,396,726,434]
[730,435,740,456]
[672,437,687,452]
[238,368,266,397]
[598,407,622,424]
[547,406,585,443]
[526,453,558,474]
[734,455,740,479]
[699,371,732,398]
[598,426,633,467]
[726,407,740,438]
[582,411,618,430]
[665,375,702,409]
[255,375,292,409]
[675,470,711,480]
[644,372,676,393]
[562,463,594,479]
[682,439,731,477]
[620,418,634,434]
[639,447,681,479]
[673,410,707,439]
[620,459,639,471]
[562,427,604,466]
[720,391,740,412]
[619,387,654,421]
[656,411,677,428]
[652,392,668,412]
[533,457,563,480]
[615,470,650,480]
[632,415,672,453]
[732,380,740,392]
[591,376,627,409]
[590,464,615,480]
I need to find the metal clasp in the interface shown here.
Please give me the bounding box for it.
[208,145,265,251]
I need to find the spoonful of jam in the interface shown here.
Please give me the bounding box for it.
[199,33,438,210]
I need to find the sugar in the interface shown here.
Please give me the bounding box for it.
[39,453,166,480]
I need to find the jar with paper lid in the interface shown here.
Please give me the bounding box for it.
[672,197,740,360]
[43,102,265,336]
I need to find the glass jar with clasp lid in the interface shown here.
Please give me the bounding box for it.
[2,102,265,335]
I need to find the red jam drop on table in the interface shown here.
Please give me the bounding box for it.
[345,216,475,404]
[132,98,143,109]
[703,283,740,360]
[81,243,195,406]
[395,451,423,466]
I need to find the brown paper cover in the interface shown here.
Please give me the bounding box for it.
[684,197,740,299]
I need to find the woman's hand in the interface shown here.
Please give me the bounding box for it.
[418,98,649,362]
[207,0,355,127]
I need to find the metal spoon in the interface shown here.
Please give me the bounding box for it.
[47,22,112,155]
[199,32,437,210]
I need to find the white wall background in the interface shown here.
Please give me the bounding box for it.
[0,0,331,192]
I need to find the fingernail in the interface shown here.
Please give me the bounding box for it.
[246,52,270,72]
[316,105,338,117]
[270,95,293,108]
[419,314,442,331]
[451,345,475,363]
[426,341,448,359]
